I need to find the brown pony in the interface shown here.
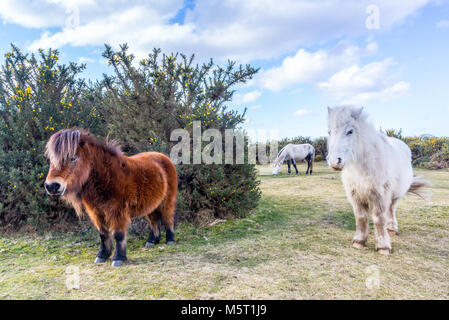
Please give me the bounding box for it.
[44,128,177,266]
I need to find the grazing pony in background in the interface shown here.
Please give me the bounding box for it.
[44,129,177,266]
[327,106,428,254]
[272,143,315,175]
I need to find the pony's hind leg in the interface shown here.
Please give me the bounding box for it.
[145,211,161,247]
[94,229,113,263]
[159,200,176,245]
[386,198,399,236]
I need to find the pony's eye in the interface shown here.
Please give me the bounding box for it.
[347,129,354,135]
[70,156,78,163]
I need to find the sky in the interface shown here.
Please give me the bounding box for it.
[1,0,448,139]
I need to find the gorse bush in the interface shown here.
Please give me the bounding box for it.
[0,45,104,228]
[384,129,449,169]
[96,44,261,223]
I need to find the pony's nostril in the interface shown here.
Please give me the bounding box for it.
[45,182,61,193]
[337,157,342,164]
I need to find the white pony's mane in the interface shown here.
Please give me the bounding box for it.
[273,146,288,167]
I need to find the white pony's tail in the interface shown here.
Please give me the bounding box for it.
[408,176,430,199]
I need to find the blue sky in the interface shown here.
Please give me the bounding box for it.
[1,0,448,139]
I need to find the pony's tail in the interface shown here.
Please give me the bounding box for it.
[408,176,430,199]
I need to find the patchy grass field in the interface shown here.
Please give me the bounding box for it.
[0,162,448,299]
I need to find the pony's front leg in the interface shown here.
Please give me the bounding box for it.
[287,160,291,174]
[111,230,128,267]
[351,202,369,249]
[94,229,112,263]
[371,204,392,255]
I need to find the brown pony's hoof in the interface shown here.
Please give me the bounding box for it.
[352,241,366,249]
[377,248,390,255]
[387,230,398,236]
[111,260,124,267]
[145,242,156,248]
[94,257,107,264]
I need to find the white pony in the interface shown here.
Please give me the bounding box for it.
[327,106,427,254]
[272,143,315,175]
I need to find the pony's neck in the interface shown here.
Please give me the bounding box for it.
[87,145,123,189]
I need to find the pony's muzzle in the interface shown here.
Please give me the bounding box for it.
[329,157,344,171]
[44,182,62,195]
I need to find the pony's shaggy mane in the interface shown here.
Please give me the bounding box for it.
[45,128,122,168]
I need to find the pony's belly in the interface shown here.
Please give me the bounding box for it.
[128,198,163,218]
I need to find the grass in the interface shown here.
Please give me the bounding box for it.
[0,162,448,299]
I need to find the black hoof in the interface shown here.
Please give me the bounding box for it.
[94,257,107,264]
[145,242,156,248]
[111,260,124,267]
[166,240,175,245]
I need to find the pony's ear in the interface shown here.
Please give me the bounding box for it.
[351,107,364,120]
[327,106,332,114]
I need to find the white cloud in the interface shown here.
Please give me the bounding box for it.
[256,42,378,91]
[0,0,429,62]
[232,90,261,104]
[318,59,410,104]
[295,109,310,116]
[342,81,410,105]
[437,20,449,28]
[318,59,394,97]
[78,57,96,63]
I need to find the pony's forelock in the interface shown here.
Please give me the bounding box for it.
[328,105,368,129]
[45,129,82,169]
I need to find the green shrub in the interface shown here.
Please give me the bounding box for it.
[178,164,260,224]
[386,130,449,169]
[0,45,104,229]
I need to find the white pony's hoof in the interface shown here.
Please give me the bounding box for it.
[387,229,398,236]
[145,242,155,248]
[94,257,107,264]
[166,241,175,245]
[352,241,366,249]
[377,248,390,255]
[111,260,124,267]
